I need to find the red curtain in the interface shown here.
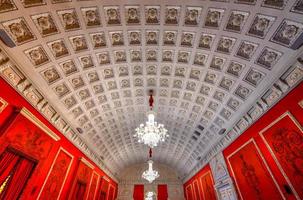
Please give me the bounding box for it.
[0,150,19,186]
[133,184,144,200]
[0,149,36,200]
[158,184,168,200]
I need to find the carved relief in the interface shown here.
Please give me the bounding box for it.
[79,55,94,69]
[69,35,88,52]
[190,69,201,80]
[216,36,236,54]
[57,9,80,31]
[145,6,160,24]
[130,50,141,62]
[219,77,235,91]
[234,85,251,100]
[31,13,59,37]
[146,50,157,61]
[0,0,16,13]
[59,59,78,76]
[114,50,127,63]
[181,32,195,47]
[194,53,207,66]
[2,17,36,45]
[199,33,215,49]
[205,72,218,84]
[271,20,303,47]
[248,14,276,38]
[162,50,174,62]
[227,61,245,77]
[165,6,180,24]
[225,10,249,32]
[96,52,110,65]
[184,7,202,25]
[87,71,99,83]
[110,31,124,46]
[178,51,190,63]
[104,6,121,25]
[47,39,69,58]
[90,32,106,48]
[163,31,177,45]
[40,67,61,84]
[125,6,140,24]
[244,68,264,87]
[81,7,101,27]
[62,95,77,109]
[205,8,225,28]
[210,56,226,71]
[256,47,282,69]
[236,41,258,60]
[53,83,70,98]
[227,98,241,111]
[128,31,141,45]
[69,76,85,89]
[78,89,91,100]
[25,46,49,67]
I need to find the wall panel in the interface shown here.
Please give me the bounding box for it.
[0,77,118,199]
[184,80,303,200]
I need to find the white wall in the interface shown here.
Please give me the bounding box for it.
[117,162,184,200]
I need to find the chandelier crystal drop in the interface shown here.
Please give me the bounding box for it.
[142,160,159,183]
[134,92,169,148]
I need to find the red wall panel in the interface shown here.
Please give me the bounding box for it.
[184,83,303,200]
[259,112,303,198]
[37,147,73,200]
[200,171,216,200]
[87,172,100,200]
[185,184,194,200]
[226,139,283,200]
[0,77,118,199]
[184,165,216,200]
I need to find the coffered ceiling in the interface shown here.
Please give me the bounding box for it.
[0,0,302,179]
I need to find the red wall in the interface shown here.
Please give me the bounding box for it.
[184,82,303,200]
[183,165,217,200]
[0,77,118,200]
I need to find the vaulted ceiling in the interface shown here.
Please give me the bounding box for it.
[0,0,302,179]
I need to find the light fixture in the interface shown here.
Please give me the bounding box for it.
[134,91,169,148]
[142,149,159,183]
[145,191,154,200]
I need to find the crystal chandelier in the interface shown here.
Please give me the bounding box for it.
[142,149,159,183]
[145,191,154,200]
[134,91,169,148]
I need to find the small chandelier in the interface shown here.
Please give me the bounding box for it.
[145,191,154,200]
[134,91,169,148]
[142,149,159,183]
